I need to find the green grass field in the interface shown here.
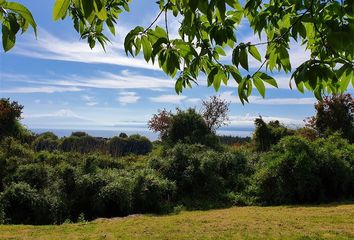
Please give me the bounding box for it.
[0,204,353,240]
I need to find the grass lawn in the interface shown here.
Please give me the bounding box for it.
[0,203,353,240]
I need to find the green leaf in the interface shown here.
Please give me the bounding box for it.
[253,75,265,97]
[213,73,222,91]
[93,0,107,20]
[232,46,240,67]
[141,35,152,62]
[279,47,291,72]
[175,78,183,94]
[106,19,115,35]
[339,67,352,93]
[226,65,242,83]
[248,45,261,62]
[2,22,15,52]
[239,47,249,71]
[52,0,70,21]
[5,1,37,35]
[256,72,278,88]
[208,67,219,87]
[214,46,226,56]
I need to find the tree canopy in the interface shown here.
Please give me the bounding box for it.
[1,0,354,102]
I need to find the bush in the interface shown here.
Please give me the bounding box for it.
[312,134,354,199]
[166,109,220,148]
[13,164,50,189]
[60,135,107,154]
[0,182,50,224]
[0,202,5,224]
[253,118,294,152]
[108,135,152,157]
[33,133,59,152]
[0,137,34,159]
[96,175,134,217]
[255,135,353,204]
[0,98,23,140]
[150,144,250,205]
[132,169,176,213]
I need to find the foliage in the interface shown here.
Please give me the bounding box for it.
[0,182,50,225]
[119,132,128,138]
[255,135,354,204]
[148,108,173,140]
[108,135,152,157]
[33,132,60,152]
[166,108,220,148]
[218,135,251,146]
[294,127,318,141]
[149,144,250,205]
[13,163,50,190]
[70,131,89,137]
[307,94,354,142]
[2,1,354,98]
[0,1,37,51]
[60,135,107,154]
[201,96,230,132]
[0,99,353,225]
[0,98,23,140]
[132,169,176,213]
[253,117,294,152]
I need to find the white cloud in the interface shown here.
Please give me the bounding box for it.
[12,28,160,71]
[149,94,187,104]
[220,91,316,105]
[34,99,41,104]
[1,70,175,91]
[25,109,82,119]
[86,102,99,106]
[0,86,82,94]
[117,91,140,105]
[186,98,202,104]
[81,95,98,106]
[228,113,304,129]
[81,95,94,102]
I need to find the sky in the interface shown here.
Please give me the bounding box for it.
[1,0,352,138]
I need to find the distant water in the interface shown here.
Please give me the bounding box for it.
[31,128,253,140]
[31,128,159,140]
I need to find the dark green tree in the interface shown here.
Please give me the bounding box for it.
[0,98,23,140]
[167,108,219,147]
[307,94,354,142]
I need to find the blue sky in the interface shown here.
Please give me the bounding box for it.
[1,0,352,137]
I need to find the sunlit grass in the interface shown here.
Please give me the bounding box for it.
[0,203,353,240]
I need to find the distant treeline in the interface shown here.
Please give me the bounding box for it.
[218,135,251,145]
[33,131,152,157]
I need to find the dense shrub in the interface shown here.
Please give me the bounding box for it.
[150,144,250,205]
[96,175,134,217]
[0,104,353,225]
[108,135,152,157]
[13,164,50,189]
[33,132,60,152]
[307,94,354,142]
[0,182,51,224]
[166,109,220,148]
[255,136,353,204]
[132,169,176,213]
[219,135,251,145]
[60,135,107,154]
[0,137,34,159]
[0,98,23,140]
[253,118,294,152]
